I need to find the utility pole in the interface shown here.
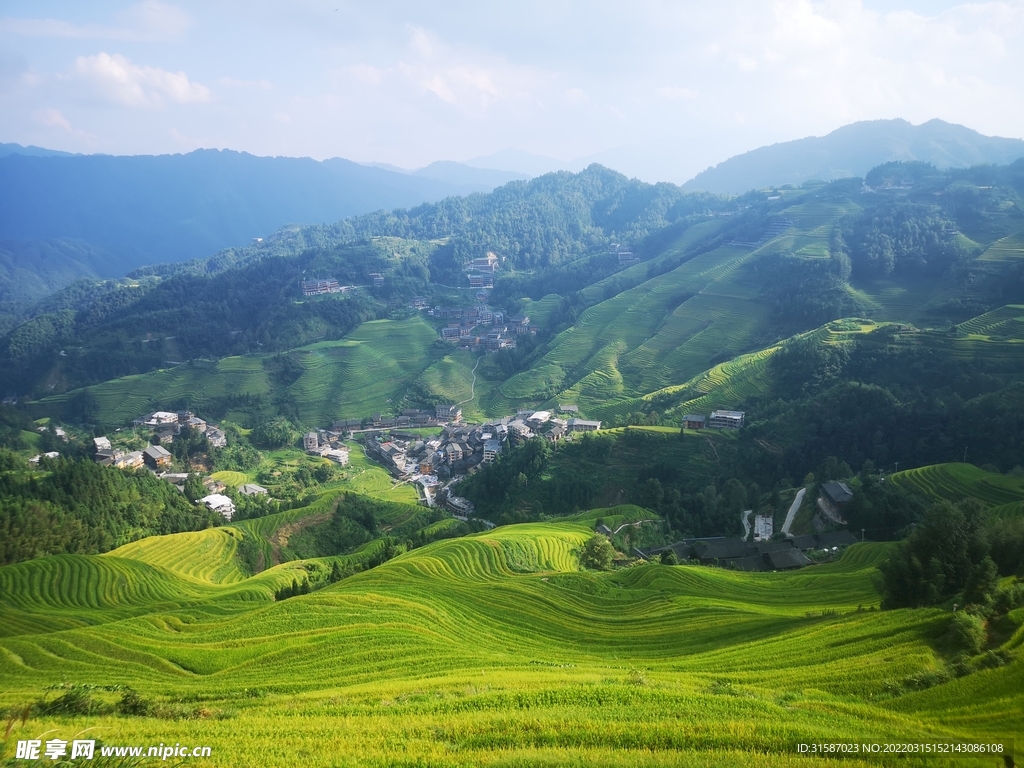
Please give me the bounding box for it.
[963,446,968,464]
[894,461,899,474]
[861,528,865,543]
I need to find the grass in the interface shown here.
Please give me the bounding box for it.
[1,516,1019,767]
[890,463,1024,508]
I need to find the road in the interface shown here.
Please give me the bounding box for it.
[781,487,807,537]
[741,509,752,539]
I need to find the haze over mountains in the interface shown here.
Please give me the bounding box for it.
[683,119,1024,194]
[1,117,1022,320]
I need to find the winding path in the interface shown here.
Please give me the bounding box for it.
[456,355,483,407]
[782,487,807,537]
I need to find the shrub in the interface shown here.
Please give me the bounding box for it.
[581,534,615,571]
[946,611,986,655]
[117,688,154,717]
[659,549,678,565]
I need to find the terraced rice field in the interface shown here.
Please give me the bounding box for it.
[977,229,1024,265]
[491,238,771,418]
[209,470,249,488]
[1,518,1020,767]
[890,463,1024,508]
[957,304,1024,340]
[39,316,441,428]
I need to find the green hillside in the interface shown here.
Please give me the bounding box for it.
[39,315,441,428]
[890,463,1024,508]
[1,520,1020,767]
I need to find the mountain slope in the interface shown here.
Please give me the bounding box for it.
[684,119,1024,194]
[0,149,521,271]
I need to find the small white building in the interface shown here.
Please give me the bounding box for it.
[709,410,745,429]
[325,448,349,466]
[753,514,774,541]
[94,436,112,452]
[239,483,268,496]
[143,411,179,426]
[200,493,236,520]
[566,418,602,433]
[526,411,551,429]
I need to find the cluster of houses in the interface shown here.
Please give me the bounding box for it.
[88,410,255,520]
[350,406,599,507]
[126,410,228,448]
[681,410,746,430]
[303,431,350,465]
[91,411,228,470]
[637,530,859,572]
[433,305,535,351]
[464,251,499,289]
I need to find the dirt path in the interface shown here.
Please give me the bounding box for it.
[782,487,807,537]
[609,519,654,535]
[741,509,752,539]
[456,355,483,407]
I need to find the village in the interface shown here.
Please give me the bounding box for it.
[77,401,757,521]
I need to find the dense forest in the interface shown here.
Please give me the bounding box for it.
[0,454,219,565]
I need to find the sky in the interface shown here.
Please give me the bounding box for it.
[1,0,1023,183]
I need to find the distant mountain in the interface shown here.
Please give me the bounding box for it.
[683,119,1024,194]
[0,149,525,272]
[412,161,528,188]
[464,148,573,177]
[0,143,79,158]
[0,238,126,297]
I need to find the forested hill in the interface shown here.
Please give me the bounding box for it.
[4,159,1024,409]
[136,163,729,282]
[684,118,1024,194]
[0,148,521,270]
[0,165,732,398]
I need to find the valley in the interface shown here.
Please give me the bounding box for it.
[2,152,1024,767]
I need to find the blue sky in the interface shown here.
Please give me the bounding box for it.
[1,1,1022,182]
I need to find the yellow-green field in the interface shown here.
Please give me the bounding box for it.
[1,514,1020,767]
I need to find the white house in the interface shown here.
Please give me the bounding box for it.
[200,493,236,520]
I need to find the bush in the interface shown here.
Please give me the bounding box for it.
[946,611,986,655]
[581,534,615,571]
[117,688,154,717]
[992,581,1024,615]
[962,556,999,606]
[659,549,678,565]
[38,688,102,716]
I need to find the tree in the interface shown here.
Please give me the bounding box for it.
[880,498,989,608]
[581,534,615,571]
[962,556,999,606]
[641,478,664,509]
[659,549,678,565]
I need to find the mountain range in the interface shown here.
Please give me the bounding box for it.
[682,118,1024,193]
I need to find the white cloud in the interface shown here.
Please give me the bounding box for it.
[0,2,192,42]
[33,107,72,131]
[72,52,211,108]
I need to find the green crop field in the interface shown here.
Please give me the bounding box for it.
[37,316,444,429]
[1,516,1020,767]
[891,463,1024,508]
